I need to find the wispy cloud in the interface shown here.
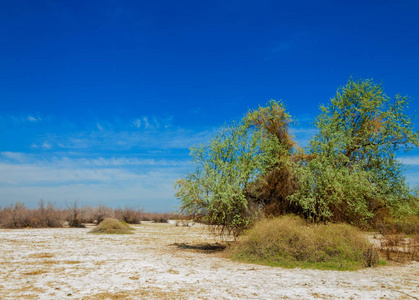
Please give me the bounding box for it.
[398,156,419,165]
[0,152,190,168]
[0,152,187,210]
[30,142,53,150]
[27,115,41,122]
[132,115,173,129]
[0,114,46,124]
[0,115,215,210]
[290,127,317,148]
[35,126,214,151]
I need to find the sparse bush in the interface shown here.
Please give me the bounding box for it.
[152,213,170,223]
[1,202,28,228]
[93,205,115,224]
[89,218,134,234]
[0,202,181,229]
[36,200,62,227]
[228,215,378,270]
[66,201,85,228]
[140,212,183,222]
[114,207,142,224]
[0,201,63,228]
[378,233,419,262]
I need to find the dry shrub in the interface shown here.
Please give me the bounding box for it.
[114,207,142,224]
[141,212,183,222]
[66,201,85,228]
[89,218,134,234]
[0,201,63,228]
[93,205,115,224]
[0,202,183,229]
[151,213,170,223]
[229,215,378,270]
[35,200,62,227]
[1,203,28,228]
[379,234,419,262]
[375,215,419,262]
[376,215,419,235]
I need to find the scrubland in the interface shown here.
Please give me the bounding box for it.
[1,221,418,300]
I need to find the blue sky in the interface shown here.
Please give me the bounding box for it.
[1,0,419,211]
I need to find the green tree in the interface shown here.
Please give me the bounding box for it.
[244,100,299,216]
[290,78,419,224]
[175,103,289,237]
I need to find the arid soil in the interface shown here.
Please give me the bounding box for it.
[0,222,418,299]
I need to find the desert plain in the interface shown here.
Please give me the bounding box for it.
[0,222,418,299]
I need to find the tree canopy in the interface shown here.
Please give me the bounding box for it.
[175,79,419,235]
[175,114,280,236]
[291,79,419,224]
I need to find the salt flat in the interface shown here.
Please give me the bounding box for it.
[0,222,418,299]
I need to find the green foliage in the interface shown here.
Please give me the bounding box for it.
[245,100,300,216]
[229,216,378,270]
[291,78,419,224]
[176,78,419,234]
[175,107,282,236]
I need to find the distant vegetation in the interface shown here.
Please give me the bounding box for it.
[176,78,419,236]
[0,200,182,229]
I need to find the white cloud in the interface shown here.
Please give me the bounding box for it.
[27,115,41,122]
[0,152,27,162]
[29,141,52,150]
[0,154,185,211]
[133,118,142,128]
[0,114,46,124]
[132,115,173,130]
[41,142,52,149]
[398,156,419,165]
[42,125,213,151]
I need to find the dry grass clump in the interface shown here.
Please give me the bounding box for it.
[228,215,378,270]
[89,218,134,234]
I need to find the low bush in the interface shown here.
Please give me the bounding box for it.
[66,201,85,228]
[89,218,134,234]
[93,205,115,224]
[228,215,378,270]
[375,215,419,235]
[0,201,63,228]
[140,212,183,222]
[114,207,142,224]
[0,202,184,229]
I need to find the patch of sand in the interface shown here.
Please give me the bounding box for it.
[0,222,418,299]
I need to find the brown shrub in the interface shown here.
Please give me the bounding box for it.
[0,201,63,228]
[66,201,85,228]
[379,233,419,262]
[93,205,115,224]
[114,207,142,224]
[89,218,134,234]
[1,203,28,228]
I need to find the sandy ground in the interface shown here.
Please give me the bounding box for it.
[0,222,418,300]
